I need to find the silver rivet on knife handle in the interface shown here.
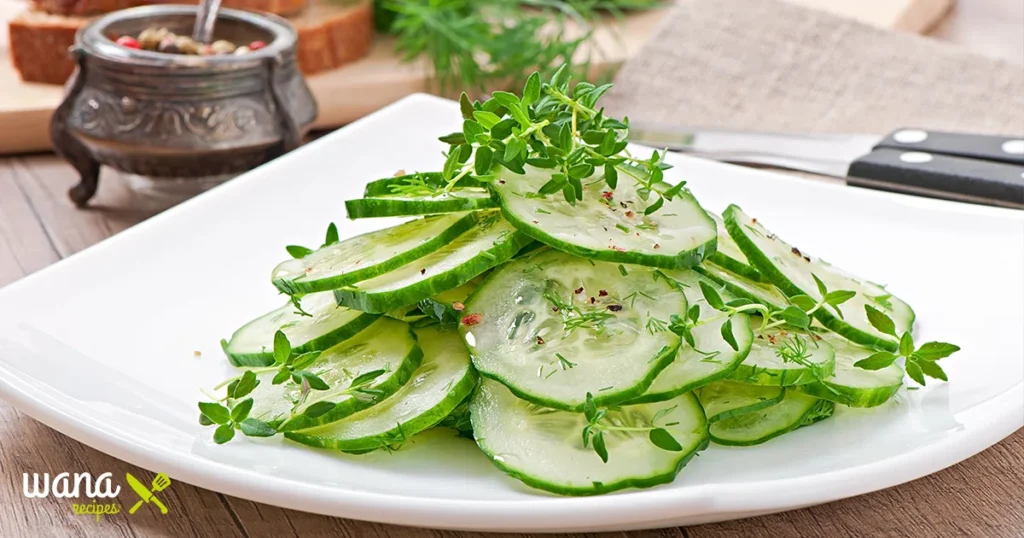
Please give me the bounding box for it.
[1002,140,1024,155]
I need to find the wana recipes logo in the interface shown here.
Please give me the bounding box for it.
[22,471,172,521]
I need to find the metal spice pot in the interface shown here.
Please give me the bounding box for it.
[51,5,317,207]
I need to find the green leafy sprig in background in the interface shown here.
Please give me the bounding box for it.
[376,0,664,92]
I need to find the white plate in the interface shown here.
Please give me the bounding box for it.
[0,95,1021,533]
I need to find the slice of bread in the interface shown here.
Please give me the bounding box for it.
[31,0,309,17]
[8,9,84,85]
[290,0,372,75]
[8,0,373,85]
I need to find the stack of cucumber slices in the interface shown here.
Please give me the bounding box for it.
[198,70,958,497]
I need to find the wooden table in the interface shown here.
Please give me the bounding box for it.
[1,2,1022,536]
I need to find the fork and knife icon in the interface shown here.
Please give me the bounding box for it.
[125,472,172,515]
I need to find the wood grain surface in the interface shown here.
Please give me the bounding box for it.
[1,2,1022,536]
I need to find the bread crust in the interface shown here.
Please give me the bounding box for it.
[30,0,309,17]
[8,0,373,84]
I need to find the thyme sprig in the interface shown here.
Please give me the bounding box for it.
[855,305,960,385]
[267,331,328,393]
[668,276,858,352]
[199,331,333,444]
[198,370,276,444]
[581,393,686,462]
[435,66,680,213]
[285,222,339,260]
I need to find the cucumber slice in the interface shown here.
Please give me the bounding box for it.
[285,325,477,452]
[706,213,765,282]
[797,332,904,407]
[491,168,717,269]
[345,192,498,219]
[697,380,785,422]
[723,205,915,351]
[470,379,708,496]
[632,271,753,404]
[461,249,686,411]
[333,210,531,313]
[272,212,480,295]
[709,391,835,446]
[245,317,423,431]
[694,263,789,310]
[222,292,380,367]
[362,172,486,197]
[730,328,836,386]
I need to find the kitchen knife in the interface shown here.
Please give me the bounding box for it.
[126,472,169,515]
[627,126,1024,208]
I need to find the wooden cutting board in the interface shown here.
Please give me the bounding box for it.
[0,0,952,155]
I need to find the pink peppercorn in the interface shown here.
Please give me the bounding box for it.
[116,36,140,49]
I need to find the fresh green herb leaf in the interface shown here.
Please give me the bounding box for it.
[687,304,701,323]
[286,245,312,259]
[351,369,388,388]
[649,428,683,452]
[272,366,290,385]
[604,164,618,189]
[824,290,856,306]
[643,196,664,215]
[917,359,948,381]
[232,370,259,399]
[779,306,810,329]
[324,223,339,246]
[459,92,474,119]
[302,372,330,391]
[290,351,322,371]
[720,318,739,351]
[473,110,502,129]
[789,294,817,312]
[273,330,291,366]
[854,351,898,370]
[522,72,541,105]
[583,392,597,423]
[899,331,915,357]
[303,401,337,418]
[651,405,678,425]
[592,430,609,463]
[906,360,927,386]
[812,273,828,296]
[662,181,686,200]
[213,424,235,444]
[864,305,897,337]
[230,398,253,422]
[239,418,277,437]
[911,342,960,361]
[198,402,231,425]
[698,281,725,311]
[438,132,466,145]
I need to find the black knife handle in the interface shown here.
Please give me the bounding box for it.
[875,128,1024,165]
[847,148,1024,207]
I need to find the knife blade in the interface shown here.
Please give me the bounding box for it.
[628,125,1024,208]
[126,473,155,512]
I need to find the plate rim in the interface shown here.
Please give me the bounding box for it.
[0,93,1021,532]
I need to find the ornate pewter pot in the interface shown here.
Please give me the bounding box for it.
[51,6,317,207]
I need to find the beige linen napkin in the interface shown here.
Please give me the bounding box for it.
[603,0,1024,137]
